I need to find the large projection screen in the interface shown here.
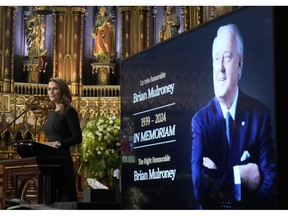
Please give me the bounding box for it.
[120,6,283,209]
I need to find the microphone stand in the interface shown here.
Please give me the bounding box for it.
[0,106,36,134]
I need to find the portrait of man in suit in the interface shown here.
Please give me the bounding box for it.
[191,23,277,209]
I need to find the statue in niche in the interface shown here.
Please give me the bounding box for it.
[159,6,180,42]
[26,13,47,58]
[92,7,116,63]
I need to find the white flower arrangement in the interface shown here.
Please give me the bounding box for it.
[78,115,121,186]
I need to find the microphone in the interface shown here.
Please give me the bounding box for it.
[0,106,37,133]
[29,106,37,111]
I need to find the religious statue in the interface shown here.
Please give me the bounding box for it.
[26,13,47,58]
[159,6,180,42]
[92,7,116,62]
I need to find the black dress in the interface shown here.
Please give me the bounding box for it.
[43,105,82,202]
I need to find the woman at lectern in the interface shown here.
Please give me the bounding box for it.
[42,77,82,202]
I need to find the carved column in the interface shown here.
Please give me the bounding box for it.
[0,7,17,93]
[183,6,204,31]
[70,7,86,96]
[145,7,153,48]
[119,7,132,59]
[53,7,65,79]
[53,7,86,96]
[137,7,151,51]
[0,7,3,91]
[138,7,145,51]
[119,6,153,58]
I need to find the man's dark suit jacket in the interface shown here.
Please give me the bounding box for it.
[191,90,277,209]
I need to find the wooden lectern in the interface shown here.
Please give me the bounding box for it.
[0,140,64,209]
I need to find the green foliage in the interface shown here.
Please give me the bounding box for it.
[78,115,121,186]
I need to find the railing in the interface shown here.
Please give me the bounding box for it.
[14,83,48,95]
[82,85,120,97]
[13,82,120,97]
